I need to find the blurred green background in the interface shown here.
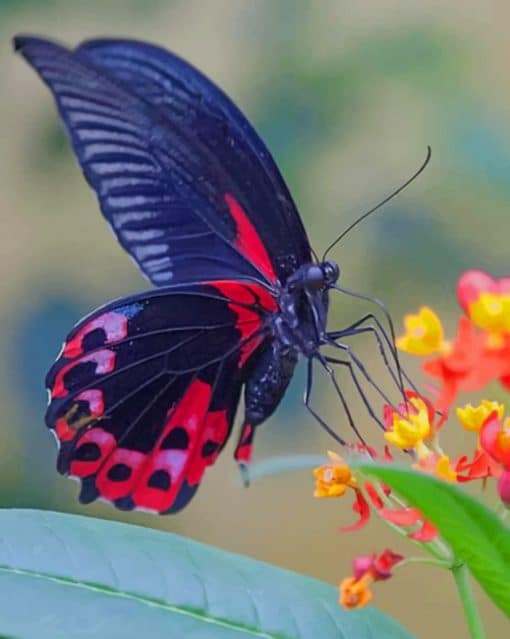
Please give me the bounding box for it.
[1,1,509,637]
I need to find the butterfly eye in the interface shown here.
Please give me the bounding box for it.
[323,261,340,285]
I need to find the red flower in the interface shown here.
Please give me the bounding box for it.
[479,412,510,470]
[339,549,403,609]
[497,470,510,507]
[424,317,510,411]
[353,549,404,581]
[455,448,501,482]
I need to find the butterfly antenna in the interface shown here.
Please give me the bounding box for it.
[322,146,431,261]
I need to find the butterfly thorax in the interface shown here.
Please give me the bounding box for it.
[273,260,339,357]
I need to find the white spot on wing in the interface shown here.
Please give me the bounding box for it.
[123,228,165,242]
[133,244,167,261]
[151,271,173,282]
[113,210,157,227]
[144,256,172,272]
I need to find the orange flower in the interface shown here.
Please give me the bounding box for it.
[314,451,383,532]
[340,575,373,609]
[314,451,357,498]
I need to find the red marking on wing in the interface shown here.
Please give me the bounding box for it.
[55,418,75,443]
[52,350,116,398]
[96,448,146,501]
[69,428,116,478]
[225,193,277,283]
[132,379,229,512]
[187,410,229,484]
[211,281,278,367]
[64,312,128,358]
[234,423,254,465]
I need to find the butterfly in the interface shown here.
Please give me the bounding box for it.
[15,35,414,514]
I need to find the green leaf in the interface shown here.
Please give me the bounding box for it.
[355,463,510,618]
[0,509,414,639]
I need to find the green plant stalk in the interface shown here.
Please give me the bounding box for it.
[451,562,486,639]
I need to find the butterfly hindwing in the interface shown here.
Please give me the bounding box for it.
[46,281,276,513]
[14,36,312,285]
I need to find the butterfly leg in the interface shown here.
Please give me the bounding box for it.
[315,353,370,447]
[325,335,396,408]
[328,317,419,403]
[323,355,386,429]
[328,313,408,393]
[330,284,413,399]
[303,357,346,445]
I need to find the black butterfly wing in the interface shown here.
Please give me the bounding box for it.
[14,36,312,285]
[46,280,277,513]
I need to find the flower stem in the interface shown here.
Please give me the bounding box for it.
[397,556,451,570]
[451,563,486,639]
[495,501,509,521]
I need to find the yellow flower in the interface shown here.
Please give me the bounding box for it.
[313,451,356,498]
[468,292,510,334]
[396,307,447,355]
[384,397,431,450]
[456,401,504,432]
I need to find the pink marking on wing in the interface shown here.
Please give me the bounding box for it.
[76,389,104,417]
[225,193,277,283]
[52,350,116,398]
[152,449,188,476]
[64,311,128,358]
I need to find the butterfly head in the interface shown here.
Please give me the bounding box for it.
[301,260,340,292]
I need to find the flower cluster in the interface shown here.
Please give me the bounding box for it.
[404,270,510,411]
[314,269,510,609]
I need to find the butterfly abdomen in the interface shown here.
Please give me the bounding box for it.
[243,343,298,427]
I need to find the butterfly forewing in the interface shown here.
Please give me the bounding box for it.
[15,36,311,285]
